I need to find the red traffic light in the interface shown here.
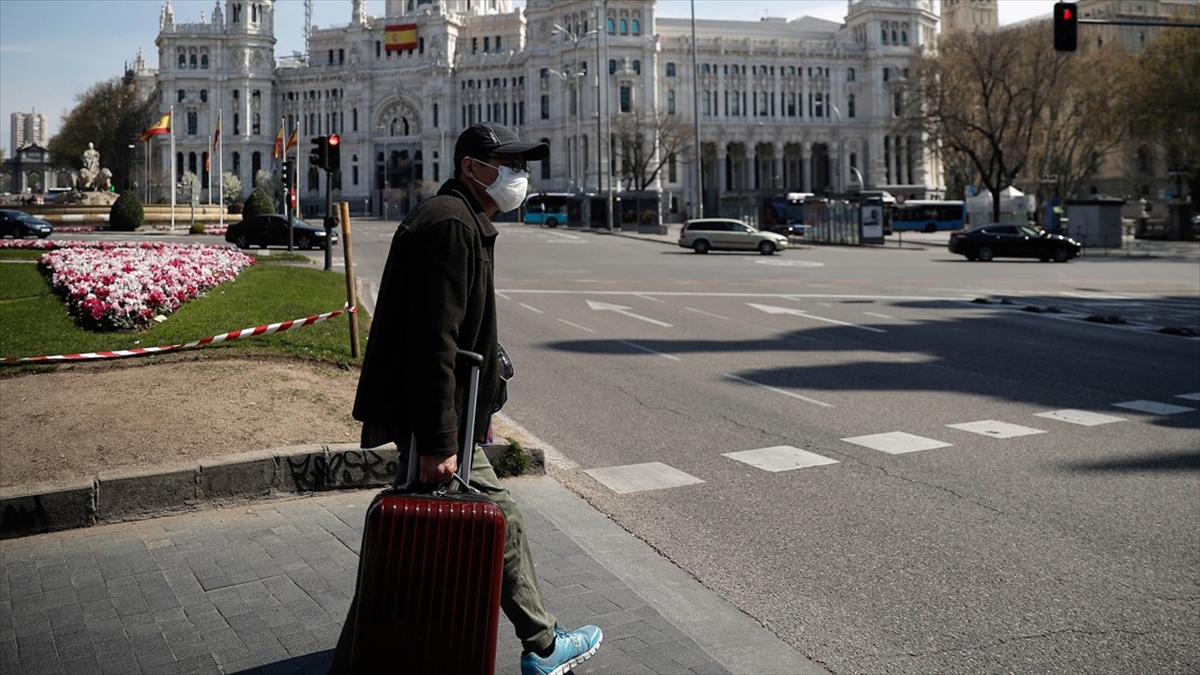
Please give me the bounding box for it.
[1054,2,1078,52]
[328,134,340,147]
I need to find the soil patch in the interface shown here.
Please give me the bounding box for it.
[1,355,361,489]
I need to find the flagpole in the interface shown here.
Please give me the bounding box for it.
[218,108,224,228]
[207,134,213,207]
[170,105,176,232]
[281,117,288,222]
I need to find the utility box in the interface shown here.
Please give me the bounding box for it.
[1065,195,1125,248]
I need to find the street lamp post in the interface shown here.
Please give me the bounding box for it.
[832,104,845,194]
[552,24,594,198]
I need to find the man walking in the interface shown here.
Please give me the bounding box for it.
[329,123,602,675]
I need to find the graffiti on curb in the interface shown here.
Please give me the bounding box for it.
[284,449,397,491]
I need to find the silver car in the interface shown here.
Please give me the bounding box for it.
[677,218,788,255]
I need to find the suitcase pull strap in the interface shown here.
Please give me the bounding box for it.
[403,350,485,495]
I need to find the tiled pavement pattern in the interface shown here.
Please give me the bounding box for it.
[2,476,819,674]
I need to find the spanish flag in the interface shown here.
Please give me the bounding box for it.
[138,113,171,142]
[273,123,285,159]
[285,127,299,154]
[385,24,418,52]
[213,116,221,150]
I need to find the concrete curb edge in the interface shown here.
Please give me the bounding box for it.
[0,441,544,540]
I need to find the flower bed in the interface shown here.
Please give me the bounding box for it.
[28,241,255,331]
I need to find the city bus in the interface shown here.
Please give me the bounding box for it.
[759,192,813,236]
[890,200,966,233]
[523,193,571,228]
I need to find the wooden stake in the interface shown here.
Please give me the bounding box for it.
[338,201,361,359]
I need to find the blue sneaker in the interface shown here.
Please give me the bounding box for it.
[521,625,603,675]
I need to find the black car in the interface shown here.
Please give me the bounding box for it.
[0,209,53,239]
[948,223,1080,262]
[225,214,338,250]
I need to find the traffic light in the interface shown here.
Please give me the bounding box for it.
[326,134,341,173]
[1054,2,1078,52]
[309,136,328,171]
[281,159,293,187]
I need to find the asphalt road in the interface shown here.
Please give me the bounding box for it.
[70,221,1200,673]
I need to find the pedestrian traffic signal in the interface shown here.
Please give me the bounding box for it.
[1054,2,1078,52]
[327,134,341,173]
[281,159,294,186]
[310,136,328,171]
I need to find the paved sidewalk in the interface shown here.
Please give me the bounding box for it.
[0,476,824,675]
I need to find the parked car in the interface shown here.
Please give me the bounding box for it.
[225,214,338,250]
[948,223,1081,262]
[678,218,788,255]
[0,209,53,239]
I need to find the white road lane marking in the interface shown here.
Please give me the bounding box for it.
[685,306,731,320]
[557,319,597,333]
[842,432,952,454]
[946,420,1047,439]
[519,303,545,314]
[585,462,704,494]
[724,374,833,408]
[1176,392,1200,402]
[1113,400,1196,415]
[747,303,888,333]
[617,340,681,361]
[587,300,673,327]
[1034,409,1127,426]
[723,446,839,472]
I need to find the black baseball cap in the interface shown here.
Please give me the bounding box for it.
[454,122,549,169]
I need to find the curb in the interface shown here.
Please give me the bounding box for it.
[0,440,544,540]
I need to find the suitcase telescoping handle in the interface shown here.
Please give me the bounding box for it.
[405,350,484,492]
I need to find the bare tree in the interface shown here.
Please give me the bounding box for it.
[1028,38,1131,205]
[610,108,693,192]
[1125,25,1200,206]
[900,25,1071,221]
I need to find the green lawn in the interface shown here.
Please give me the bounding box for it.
[0,251,369,367]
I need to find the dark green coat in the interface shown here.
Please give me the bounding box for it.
[353,179,500,456]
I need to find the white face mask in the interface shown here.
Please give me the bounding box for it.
[471,158,529,212]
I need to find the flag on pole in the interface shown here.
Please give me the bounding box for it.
[273,123,285,159]
[285,127,299,154]
[213,116,222,151]
[385,24,418,51]
[138,113,171,142]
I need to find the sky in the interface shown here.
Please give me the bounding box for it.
[0,0,1057,155]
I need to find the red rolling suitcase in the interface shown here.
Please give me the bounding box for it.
[348,351,507,674]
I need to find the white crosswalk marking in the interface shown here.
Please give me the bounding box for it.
[584,462,705,494]
[723,446,839,472]
[843,432,952,455]
[1176,392,1200,402]
[946,420,1047,439]
[1113,400,1195,415]
[1034,409,1126,426]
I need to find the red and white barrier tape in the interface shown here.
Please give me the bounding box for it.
[1,304,356,364]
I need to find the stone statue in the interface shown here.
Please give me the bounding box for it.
[80,143,100,190]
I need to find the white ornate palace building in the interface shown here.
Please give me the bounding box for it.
[139,0,985,218]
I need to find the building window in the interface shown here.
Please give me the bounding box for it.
[702,91,711,116]
[187,112,198,135]
[190,53,197,69]
[847,68,855,81]
[201,54,209,68]
[178,52,186,68]
[619,18,628,34]
[633,60,640,75]
[848,94,856,118]
[607,18,615,34]
[632,19,640,35]
[496,36,502,51]
[667,90,676,115]
[619,85,631,113]
[200,89,208,103]
[232,151,240,175]
[234,113,240,136]
[178,89,186,102]
[883,67,890,81]
[252,113,261,135]
[893,93,903,117]
[666,62,676,77]
[609,59,616,75]
[541,95,550,119]
[484,37,490,52]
